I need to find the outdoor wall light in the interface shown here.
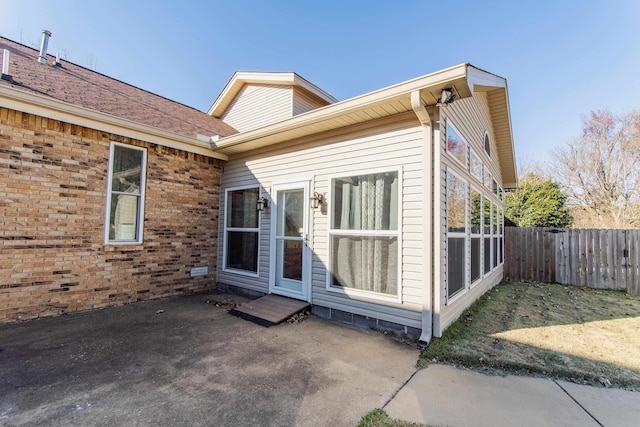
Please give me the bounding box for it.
[311,192,325,209]
[436,88,456,107]
[256,196,268,212]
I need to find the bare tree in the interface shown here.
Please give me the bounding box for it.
[551,110,640,229]
[86,54,98,71]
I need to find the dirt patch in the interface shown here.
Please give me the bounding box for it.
[421,281,640,390]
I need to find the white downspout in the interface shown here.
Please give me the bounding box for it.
[411,91,434,346]
[432,111,442,337]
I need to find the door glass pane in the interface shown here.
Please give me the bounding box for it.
[281,240,302,281]
[280,189,304,237]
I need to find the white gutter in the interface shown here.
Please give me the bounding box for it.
[0,85,228,161]
[411,91,434,346]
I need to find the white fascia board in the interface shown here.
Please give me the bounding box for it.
[466,65,507,92]
[213,64,469,150]
[0,85,228,160]
[291,74,338,104]
[466,66,517,188]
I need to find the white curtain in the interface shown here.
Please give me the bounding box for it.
[334,173,398,294]
[114,184,139,240]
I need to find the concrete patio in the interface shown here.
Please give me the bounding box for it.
[0,292,418,426]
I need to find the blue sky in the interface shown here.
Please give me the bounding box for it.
[1,0,639,167]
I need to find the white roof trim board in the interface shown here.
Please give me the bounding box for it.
[210,64,516,187]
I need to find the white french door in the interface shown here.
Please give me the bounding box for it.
[270,181,310,301]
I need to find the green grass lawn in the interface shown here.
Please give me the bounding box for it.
[356,409,427,427]
[421,281,640,390]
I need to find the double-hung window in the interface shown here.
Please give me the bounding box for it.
[105,142,147,244]
[329,169,400,300]
[224,187,260,274]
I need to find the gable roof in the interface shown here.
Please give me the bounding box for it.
[0,37,237,142]
[211,64,517,187]
[208,71,338,118]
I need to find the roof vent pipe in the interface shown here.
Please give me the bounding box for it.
[38,30,52,64]
[55,52,61,67]
[2,49,9,74]
[1,49,11,81]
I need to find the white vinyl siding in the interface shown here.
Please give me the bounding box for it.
[221,84,293,132]
[292,87,330,116]
[218,115,424,328]
[437,92,505,335]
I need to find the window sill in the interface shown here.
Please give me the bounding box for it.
[103,244,144,252]
[222,267,260,278]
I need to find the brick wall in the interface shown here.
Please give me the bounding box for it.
[0,107,223,322]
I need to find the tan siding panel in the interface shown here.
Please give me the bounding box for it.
[221,84,293,133]
[221,121,425,328]
[292,87,331,116]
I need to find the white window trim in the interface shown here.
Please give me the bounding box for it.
[491,201,500,272]
[499,206,505,266]
[268,179,312,303]
[445,169,468,303]
[483,130,492,158]
[326,166,403,304]
[445,121,468,170]
[104,141,147,245]
[222,184,261,278]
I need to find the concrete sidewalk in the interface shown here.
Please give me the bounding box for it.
[385,364,640,427]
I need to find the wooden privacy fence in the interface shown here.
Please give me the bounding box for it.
[504,227,639,295]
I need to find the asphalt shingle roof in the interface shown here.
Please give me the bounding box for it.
[0,37,237,139]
